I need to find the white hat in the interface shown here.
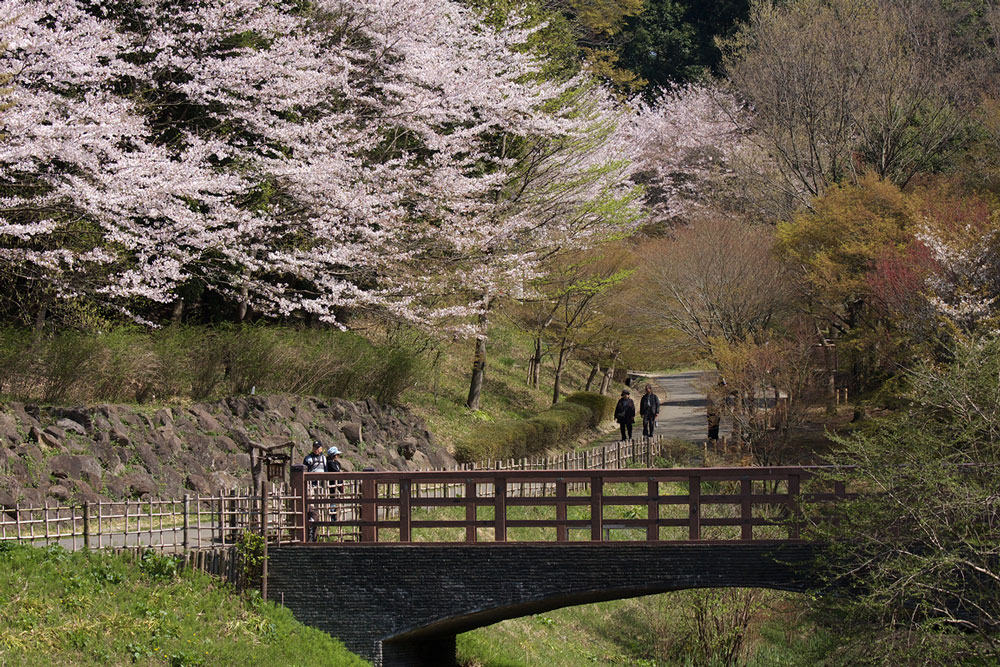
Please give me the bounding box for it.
[327,446,341,456]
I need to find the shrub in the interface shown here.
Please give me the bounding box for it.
[457,396,603,464]
[565,392,615,428]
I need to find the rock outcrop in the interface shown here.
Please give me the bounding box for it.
[0,395,453,508]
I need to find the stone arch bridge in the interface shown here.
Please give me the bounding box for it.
[267,466,845,666]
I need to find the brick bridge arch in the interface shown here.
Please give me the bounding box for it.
[268,542,821,667]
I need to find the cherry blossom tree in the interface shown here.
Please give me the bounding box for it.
[1,0,641,337]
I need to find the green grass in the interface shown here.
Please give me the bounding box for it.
[402,324,609,454]
[457,589,832,667]
[0,543,368,666]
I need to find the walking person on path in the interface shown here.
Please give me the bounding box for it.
[639,384,660,440]
[614,389,636,442]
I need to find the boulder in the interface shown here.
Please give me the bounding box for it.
[341,422,362,445]
[47,484,71,502]
[189,406,221,432]
[185,473,213,495]
[396,437,418,461]
[51,407,93,431]
[122,471,157,497]
[55,418,86,436]
[134,443,162,475]
[154,408,173,428]
[210,470,240,492]
[152,427,183,459]
[47,454,103,489]
[70,479,102,504]
[0,412,21,445]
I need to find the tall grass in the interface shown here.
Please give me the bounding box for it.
[0,325,420,404]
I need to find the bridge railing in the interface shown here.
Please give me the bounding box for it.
[294,466,852,544]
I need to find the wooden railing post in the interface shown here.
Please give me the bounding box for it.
[360,476,377,543]
[556,480,568,542]
[646,479,658,541]
[182,494,190,552]
[590,476,603,541]
[688,475,701,540]
[290,465,306,543]
[82,502,90,550]
[788,474,801,539]
[399,479,411,542]
[740,478,752,540]
[465,481,477,543]
[494,477,507,542]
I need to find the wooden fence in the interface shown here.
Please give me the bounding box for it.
[0,435,665,550]
[296,465,853,545]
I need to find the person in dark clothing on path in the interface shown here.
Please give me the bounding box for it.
[639,384,660,439]
[707,400,721,441]
[614,389,636,442]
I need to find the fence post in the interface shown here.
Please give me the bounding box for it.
[646,480,658,541]
[788,474,801,539]
[82,502,90,550]
[182,494,190,552]
[740,478,752,540]
[688,475,701,540]
[261,480,269,601]
[360,476,376,543]
[590,476,603,541]
[290,465,306,543]
[556,481,568,542]
[494,477,507,542]
[399,479,411,542]
[465,481,477,543]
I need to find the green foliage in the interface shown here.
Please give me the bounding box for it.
[0,543,367,665]
[564,391,615,428]
[0,324,421,405]
[806,335,1000,665]
[455,394,609,463]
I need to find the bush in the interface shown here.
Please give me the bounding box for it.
[565,392,615,428]
[456,394,607,464]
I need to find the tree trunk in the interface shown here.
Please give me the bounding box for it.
[31,302,47,346]
[585,363,600,392]
[171,298,184,323]
[599,351,619,395]
[466,334,487,410]
[530,337,542,388]
[552,341,569,405]
[236,286,249,323]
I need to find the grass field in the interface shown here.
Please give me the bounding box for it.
[0,543,368,666]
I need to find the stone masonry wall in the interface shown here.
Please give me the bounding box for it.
[0,395,455,510]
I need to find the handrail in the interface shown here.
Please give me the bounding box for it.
[292,466,853,545]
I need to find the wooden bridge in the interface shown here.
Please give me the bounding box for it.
[267,465,850,666]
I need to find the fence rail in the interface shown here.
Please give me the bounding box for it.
[295,465,852,545]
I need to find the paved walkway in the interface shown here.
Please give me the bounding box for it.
[642,371,712,443]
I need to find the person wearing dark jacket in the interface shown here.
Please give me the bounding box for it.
[304,440,327,472]
[639,384,660,439]
[303,441,326,540]
[614,389,636,442]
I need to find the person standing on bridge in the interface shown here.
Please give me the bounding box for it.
[615,389,636,442]
[639,384,660,440]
